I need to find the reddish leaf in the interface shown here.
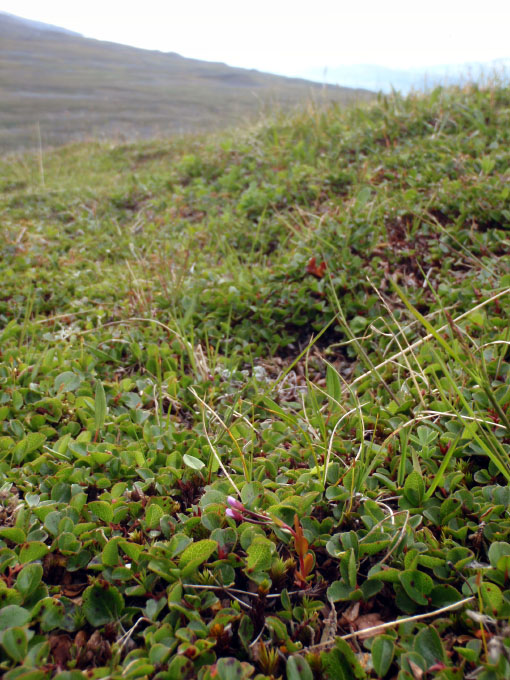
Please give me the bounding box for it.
[293,515,308,558]
[302,552,314,577]
[306,257,327,279]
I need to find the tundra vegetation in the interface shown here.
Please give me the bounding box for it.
[0,83,509,679]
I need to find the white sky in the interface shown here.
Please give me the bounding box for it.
[1,0,509,77]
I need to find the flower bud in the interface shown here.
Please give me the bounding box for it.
[226,496,245,511]
[226,507,244,522]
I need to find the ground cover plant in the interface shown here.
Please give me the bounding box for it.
[0,82,509,679]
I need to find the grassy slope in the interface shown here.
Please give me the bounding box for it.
[0,12,372,153]
[0,85,509,678]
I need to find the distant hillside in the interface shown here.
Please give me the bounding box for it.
[305,58,510,94]
[0,12,373,153]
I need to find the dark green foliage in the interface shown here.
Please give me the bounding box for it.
[0,84,510,678]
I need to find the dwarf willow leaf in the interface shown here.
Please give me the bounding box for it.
[372,635,395,677]
[414,626,445,667]
[480,582,503,614]
[102,538,121,567]
[287,655,313,680]
[403,471,424,506]
[0,605,31,630]
[88,501,113,523]
[54,371,81,393]
[2,626,27,662]
[145,503,164,530]
[215,658,245,680]
[399,570,434,605]
[327,580,356,602]
[15,563,43,598]
[246,536,274,572]
[119,540,144,561]
[19,541,49,564]
[82,583,124,625]
[488,541,510,568]
[0,527,26,544]
[182,453,205,470]
[179,539,217,568]
[13,432,47,463]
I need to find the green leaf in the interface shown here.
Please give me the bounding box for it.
[368,567,401,584]
[54,671,100,680]
[371,635,395,677]
[245,536,274,573]
[326,364,342,403]
[214,657,245,680]
[149,643,171,665]
[399,570,434,605]
[238,614,254,652]
[430,584,462,608]
[179,539,217,568]
[359,533,391,556]
[34,597,74,632]
[0,527,26,544]
[145,503,164,530]
[0,605,31,630]
[12,432,47,464]
[16,563,43,598]
[347,549,357,588]
[403,471,424,506]
[182,453,205,470]
[94,381,107,432]
[19,542,49,564]
[82,583,124,625]
[166,656,193,679]
[54,372,82,393]
[287,655,314,680]
[414,626,445,668]
[327,580,358,602]
[2,626,28,662]
[488,541,510,569]
[266,615,289,643]
[281,588,291,611]
[120,540,144,561]
[480,582,503,614]
[323,638,367,679]
[88,501,114,523]
[101,538,120,567]
[454,644,480,663]
[355,186,372,209]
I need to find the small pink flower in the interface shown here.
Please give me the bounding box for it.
[226,507,244,522]
[227,496,245,511]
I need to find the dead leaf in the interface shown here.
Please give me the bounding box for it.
[49,633,73,668]
[74,630,88,650]
[320,604,338,645]
[341,602,360,624]
[61,582,87,598]
[354,613,386,640]
[306,256,327,278]
[408,659,424,679]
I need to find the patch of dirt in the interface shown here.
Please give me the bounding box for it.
[370,213,442,288]
[0,486,20,526]
[253,344,354,402]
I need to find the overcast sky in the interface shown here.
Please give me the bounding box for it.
[1,0,509,78]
